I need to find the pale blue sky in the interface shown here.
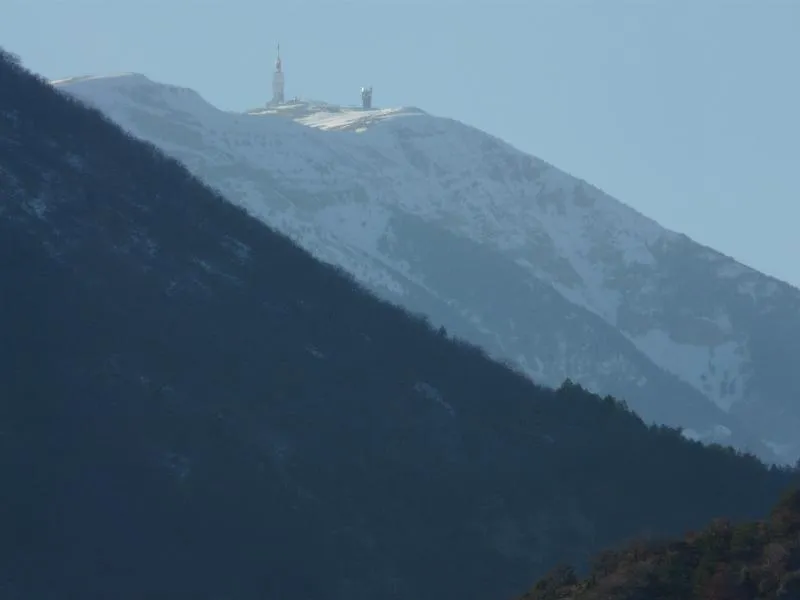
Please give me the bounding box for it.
[3,0,798,286]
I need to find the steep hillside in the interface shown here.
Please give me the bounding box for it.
[53,72,800,463]
[2,50,797,600]
[521,488,800,600]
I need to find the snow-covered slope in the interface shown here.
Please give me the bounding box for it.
[53,73,800,463]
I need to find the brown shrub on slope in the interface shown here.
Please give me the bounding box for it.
[521,487,800,600]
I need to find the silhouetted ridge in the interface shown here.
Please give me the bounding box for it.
[1,47,797,600]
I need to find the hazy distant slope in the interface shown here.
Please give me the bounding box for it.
[55,73,800,462]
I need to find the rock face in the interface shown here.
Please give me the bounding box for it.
[2,49,798,600]
[54,73,800,462]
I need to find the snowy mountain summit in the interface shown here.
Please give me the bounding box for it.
[54,72,800,464]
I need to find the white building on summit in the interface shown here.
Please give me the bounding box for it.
[268,44,374,109]
[361,86,372,109]
[271,44,284,105]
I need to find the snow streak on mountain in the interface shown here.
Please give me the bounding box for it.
[53,73,800,463]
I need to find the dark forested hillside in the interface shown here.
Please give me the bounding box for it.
[0,48,797,600]
[520,487,800,600]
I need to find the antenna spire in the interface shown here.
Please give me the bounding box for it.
[271,42,285,105]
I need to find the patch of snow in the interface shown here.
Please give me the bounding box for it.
[632,329,747,411]
[681,424,732,444]
[24,195,47,218]
[737,278,780,302]
[764,440,798,462]
[314,202,391,257]
[305,345,326,359]
[413,381,455,416]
